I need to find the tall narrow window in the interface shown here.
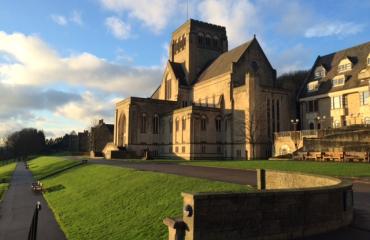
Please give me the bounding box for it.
[360,91,370,105]
[175,118,179,132]
[331,96,343,109]
[201,116,207,131]
[152,114,159,134]
[276,100,280,132]
[165,77,171,100]
[141,113,147,133]
[266,98,271,137]
[272,99,275,133]
[182,117,186,130]
[215,117,222,132]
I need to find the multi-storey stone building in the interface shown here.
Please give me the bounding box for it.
[107,19,291,160]
[274,41,370,157]
[299,42,370,129]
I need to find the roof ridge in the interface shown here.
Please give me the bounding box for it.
[319,40,370,59]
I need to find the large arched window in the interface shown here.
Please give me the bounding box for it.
[205,34,211,47]
[141,113,147,133]
[152,114,159,134]
[201,115,207,131]
[212,36,219,48]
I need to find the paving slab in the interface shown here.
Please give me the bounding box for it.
[0,163,66,240]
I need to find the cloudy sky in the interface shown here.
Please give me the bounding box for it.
[0,0,369,140]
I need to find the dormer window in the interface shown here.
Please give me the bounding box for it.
[338,58,352,73]
[314,66,326,79]
[307,81,319,92]
[332,75,345,87]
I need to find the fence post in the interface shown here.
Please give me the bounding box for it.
[257,169,266,190]
[28,201,42,240]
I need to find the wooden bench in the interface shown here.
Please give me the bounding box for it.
[31,181,43,192]
[322,152,344,162]
[344,152,369,163]
[304,152,322,161]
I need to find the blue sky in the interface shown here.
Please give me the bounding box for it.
[0,0,369,140]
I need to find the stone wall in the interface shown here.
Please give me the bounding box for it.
[164,170,353,240]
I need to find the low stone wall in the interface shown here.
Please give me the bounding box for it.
[164,170,353,240]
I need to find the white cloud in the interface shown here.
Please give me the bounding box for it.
[0,31,162,138]
[51,14,68,26]
[70,10,83,25]
[100,0,179,33]
[305,22,364,38]
[0,31,161,95]
[55,91,114,123]
[105,16,131,40]
[197,0,259,47]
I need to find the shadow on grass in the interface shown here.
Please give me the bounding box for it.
[38,162,87,180]
[45,184,66,193]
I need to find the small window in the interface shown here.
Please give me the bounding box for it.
[314,67,326,79]
[332,75,345,87]
[331,96,343,109]
[201,116,207,131]
[360,91,370,105]
[306,100,318,113]
[307,81,319,92]
[182,146,185,153]
[338,58,352,73]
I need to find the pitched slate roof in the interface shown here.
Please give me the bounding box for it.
[196,40,253,83]
[301,41,370,98]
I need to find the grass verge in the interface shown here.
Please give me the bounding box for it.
[30,157,251,240]
[0,162,17,201]
[181,160,370,177]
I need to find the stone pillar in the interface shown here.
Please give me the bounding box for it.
[163,217,187,240]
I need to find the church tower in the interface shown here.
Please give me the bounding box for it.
[169,19,228,85]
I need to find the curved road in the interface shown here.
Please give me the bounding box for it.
[86,158,370,240]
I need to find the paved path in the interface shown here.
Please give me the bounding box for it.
[0,163,66,240]
[87,159,370,239]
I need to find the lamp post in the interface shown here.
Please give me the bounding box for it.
[316,115,326,129]
[290,119,299,131]
[290,119,300,150]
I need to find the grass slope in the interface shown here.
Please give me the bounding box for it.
[28,156,81,180]
[182,160,370,177]
[37,163,250,240]
[0,162,17,201]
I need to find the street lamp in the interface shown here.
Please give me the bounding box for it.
[316,115,326,129]
[290,119,299,131]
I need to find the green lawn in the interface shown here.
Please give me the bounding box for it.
[181,160,370,177]
[28,156,81,180]
[30,157,251,240]
[0,162,17,201]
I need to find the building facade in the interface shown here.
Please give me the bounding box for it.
[109,19,291,160]
[299,42,370,130]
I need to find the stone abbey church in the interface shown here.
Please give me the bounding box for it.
[104,19,292,160]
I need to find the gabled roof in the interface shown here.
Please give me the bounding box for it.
[301,41,370,98]
[196,39,253,83]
